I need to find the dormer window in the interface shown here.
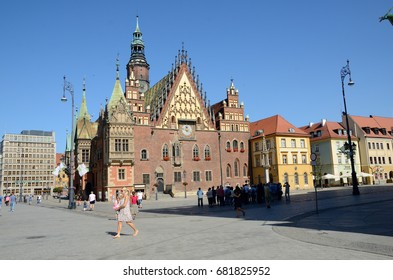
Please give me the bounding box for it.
[381,128,387,135]
[364,127,371,134]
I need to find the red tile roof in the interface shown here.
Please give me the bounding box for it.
[250,115,308,138]
[300,120,351,141]
[351,115,393,139]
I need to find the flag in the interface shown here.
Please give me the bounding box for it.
[77,163,89,176]
[52,166,60,176]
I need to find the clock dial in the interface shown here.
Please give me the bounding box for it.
[182,124,192,136]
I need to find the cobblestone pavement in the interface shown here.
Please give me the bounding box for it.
[0,185,392,260]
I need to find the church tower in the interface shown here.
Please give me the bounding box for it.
[126,16,150,94]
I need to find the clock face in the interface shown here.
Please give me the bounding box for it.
[182,124,192,136]
[139,81,148,92]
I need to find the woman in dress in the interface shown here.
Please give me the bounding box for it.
[113,187,139,239]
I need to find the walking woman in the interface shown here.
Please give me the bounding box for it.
[113,187,139,239]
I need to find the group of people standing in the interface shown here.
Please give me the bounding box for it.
[196,181,291,216]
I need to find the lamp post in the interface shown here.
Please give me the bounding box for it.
[340,60,360,195]
[183,170,187,198]
[261,134,270,184]
[62,76,76,208]
[19,147,24,202]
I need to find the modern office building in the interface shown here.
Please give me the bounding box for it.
[0,130,56,197]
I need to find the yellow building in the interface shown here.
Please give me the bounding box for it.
[250,115,313,189]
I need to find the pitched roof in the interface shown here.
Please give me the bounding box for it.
[300,120,351,141]
[250,115,308,138]
[351,115,393,139]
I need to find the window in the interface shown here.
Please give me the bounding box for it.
[300,139,305,148]
[173,142,181,157]
[293,155,297,164]
[115,139,121,152]
[118,169,125,180]
[82,149,89,162]
[376,143,380,149]
[240,142,245,151]
[291,139,296,148]
[301,154,307,164]
[372,143,375,149]
[282,155,287,164]
[233,140,238,151]
[387,143,390,150]
[141,149,148,160]
[254,142,259,151]
[226,141,231,151]
[281,139,286,148]
[234,159,239,177]
[162,144,169,159]
[283,173,288,183]
[303,172,308,184]
[243,164,248,177]
[142,174,150,185]
[122,139,129,152]
[294,173,299,184]
[370,157,373,164]
[381,143,384,150]
[368,142,371,149]
[193,171,201,182]
[205,170,212,182]
[383,157,386,164]
[193,145,200,159]
[174,171,182,182]
[226,164,232,178]
[389,157,392,164]
[204,145,211,159]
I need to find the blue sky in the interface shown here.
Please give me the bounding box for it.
[1,0,392,153]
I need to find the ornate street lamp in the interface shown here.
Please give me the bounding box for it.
[62,76,76,208]
[340,60,360,195]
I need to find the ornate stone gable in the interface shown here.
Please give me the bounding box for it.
[157,67,215,131]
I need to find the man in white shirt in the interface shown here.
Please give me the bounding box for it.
[197,188,204,207]
[89,191,96,211]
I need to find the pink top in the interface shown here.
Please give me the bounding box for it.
[130,195,138,205]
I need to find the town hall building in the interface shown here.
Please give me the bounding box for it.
[74,17,250,200]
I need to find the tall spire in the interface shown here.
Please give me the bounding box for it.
[109,57,126,109]
[78,78,90,121]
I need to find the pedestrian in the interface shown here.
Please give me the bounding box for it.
[113,187,139,239]
[284,182,290,201]
[0,193,3,214]
[130,191,138,219]
[83,200,88,211]
[206,187,213,207]
[264,184,271,208]
[9,193,16,212]
[136,190,143,208]
[217,185,225,206]
[89,191,96,211]
[233,186,245,217]
[197,187,204,207]
[5,195,10,206]
[28,194,32,205]
[37,194,41,205]
[212,186,217,205]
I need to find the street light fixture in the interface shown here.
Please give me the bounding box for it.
[62,76,76,208]
[340,60,360,195]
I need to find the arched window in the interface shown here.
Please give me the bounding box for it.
[173,142,181,157]
[141,149,148,160]
[284,173,288,183]
[240,141,245,152]
[303,172,308,184]
[226,141,231,151]
[233,140,238,152]
[294,173,299,185]
[193,144,199,159]
[234,159,240,177]
[226,164,232,178]
[162,144,169,160]
[243,164,248,177]
[204,145,211,159]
